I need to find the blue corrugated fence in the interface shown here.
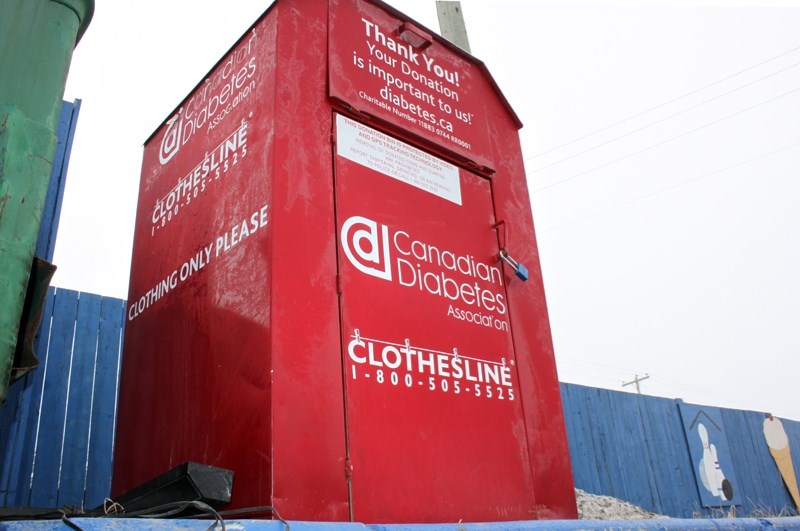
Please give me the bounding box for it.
[561,382,800,518]
[0,287,125,509]
[0,290,798,518]
[36,99,81,263]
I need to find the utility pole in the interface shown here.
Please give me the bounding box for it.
[436,1,471,53]
[622,373,650,394]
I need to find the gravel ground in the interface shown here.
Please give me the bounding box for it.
[576,489,667,520]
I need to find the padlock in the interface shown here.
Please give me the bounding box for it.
[499,249,529,281]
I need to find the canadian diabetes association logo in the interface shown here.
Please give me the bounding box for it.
[159,111,183,165]
[341,216,392,281]
[340,215,509,327]
[157,30,259,166]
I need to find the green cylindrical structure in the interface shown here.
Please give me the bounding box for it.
[0,0,94,400]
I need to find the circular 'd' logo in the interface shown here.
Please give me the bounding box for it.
[159,110,183,165]
[341,216,392,281]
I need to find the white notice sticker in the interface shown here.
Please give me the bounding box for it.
[336,114,462,205]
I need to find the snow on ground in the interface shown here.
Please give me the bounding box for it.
[576,489,667,520]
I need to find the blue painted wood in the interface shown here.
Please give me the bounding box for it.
[633,394,665,516]
[84,297,126,509]
[546,384,798,519]
[0,376,38,507]
[741,410,776,512]
[576,384,606,496]
[721,408,760,515]
[58,293,102,507]
[678,402,741,510]
[559,384,581,486]
[559,383,603,495]
[744,410,795,514]
[0,348,33,503]
[35,100,81,262]
[785,418,800,470]
[561,384,593,493]
[574,384,604,493]
[720,408,796,516]
[0,289,126,509]
[661,399,696,518]
[28,288,80,507]
[561,384,600,493]
[5,294,800,517]
[5,100,81,503]
[783,418,800,511]
[637,395,677,516]
[2,287,56,506]
[563,379,800,517]
[746,411,780,510]
[592,388,631,501]
[666,400,704,518]
[637,395,697,517]
[607,390,658,513]
[0,371,26,504]
[580,386,613,496]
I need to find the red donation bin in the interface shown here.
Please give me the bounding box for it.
[114,0,577,522]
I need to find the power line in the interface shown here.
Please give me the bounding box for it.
[538,139,800,233]
[532,85,800,193]
[526,43,800,160]
[559,356,648,376]
[560,361,785,415]
[530,60,800,174]
[649,374,779,415]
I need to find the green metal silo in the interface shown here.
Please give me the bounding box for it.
[0,0,94,400]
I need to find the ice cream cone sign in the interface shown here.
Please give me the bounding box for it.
[763,415,800,509]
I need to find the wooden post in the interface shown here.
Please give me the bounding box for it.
[622,373,650,394]
[436,1,471,53]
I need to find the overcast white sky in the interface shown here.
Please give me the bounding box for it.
[57,0,800,420]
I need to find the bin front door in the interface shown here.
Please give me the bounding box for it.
[333,114,535,522]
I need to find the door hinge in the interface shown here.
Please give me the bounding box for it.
[493,220,507,249]
[345,458,354,480]
[336,274,343,295]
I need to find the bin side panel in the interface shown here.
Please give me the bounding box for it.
[268,0,351,521]
[113,11,279,510]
